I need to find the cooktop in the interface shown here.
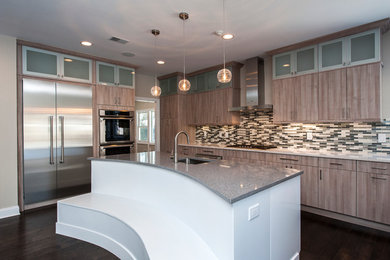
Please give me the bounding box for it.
[226,144,277,150]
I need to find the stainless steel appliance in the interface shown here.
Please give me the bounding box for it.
[23,78,92,206]
[99,109,134,156]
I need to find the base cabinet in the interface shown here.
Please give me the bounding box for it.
[319,168,357,216]
[357,171,390,225]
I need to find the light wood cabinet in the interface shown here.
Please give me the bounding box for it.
[319,158,357,216]
[186,88,239,126]
[273,74,318,123]
[318,68,347,121]
[357,171,390,225]
[347,63,381,121]
[96,85,135,107]
[272,77,295,122]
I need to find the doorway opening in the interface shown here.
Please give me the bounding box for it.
[135,98,159,152]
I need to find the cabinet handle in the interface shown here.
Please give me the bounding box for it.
[280,158,299,162]
[320,169,322,180]
[202,150,214,154]
[330,162,343,166]
[372,167,387,171]
[371,176,387,181]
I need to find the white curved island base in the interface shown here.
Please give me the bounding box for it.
[56,154,301,260]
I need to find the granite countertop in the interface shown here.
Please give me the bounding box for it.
[90,152,302,204]
[181,143,390,163]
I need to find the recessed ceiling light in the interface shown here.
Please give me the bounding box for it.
[157,60,165,65]
[64,58,73,62]
[222,33,234,40]
[80,41,92,47]
[283,64,290,67]
[131,71,135,74]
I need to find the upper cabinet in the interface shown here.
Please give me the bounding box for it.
[271,24,386,123]
[97,62,135,88]
[319,29,380,71]
[273,45,317,79]
[23,46,92,83]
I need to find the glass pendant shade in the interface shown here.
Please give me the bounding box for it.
[151,85,161,97]
[217,68,232,83]
[178,78,191,92]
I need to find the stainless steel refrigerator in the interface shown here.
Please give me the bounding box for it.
[23,78,92,206]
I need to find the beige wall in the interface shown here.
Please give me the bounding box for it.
[135,73,156,98]
[0,34,18,210]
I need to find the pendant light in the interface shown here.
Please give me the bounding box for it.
[150,29,162,97]
[178,12,191,92]
[217,0,232,83]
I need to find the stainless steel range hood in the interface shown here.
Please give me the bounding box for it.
[229,57,273,112]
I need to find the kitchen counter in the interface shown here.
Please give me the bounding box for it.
[180,143,390,163]
[92,152,302,203]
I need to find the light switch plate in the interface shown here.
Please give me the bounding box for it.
[307,131,313,140]
[378,133,387,143]
[248,203,260,221]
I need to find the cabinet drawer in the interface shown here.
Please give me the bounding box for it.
[319,158,356,171]
[178,146,193,156]
[357,161,390,175]
[300,156,319,167]
[196,147,223,156]
[266,154,301,165]
[248,152,266,162]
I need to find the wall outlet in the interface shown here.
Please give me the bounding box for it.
[219,131,224,138]
[307,131,313,140]
[203,131,207,138]
[378,133,387,143]
[224,131,229,138]
[248,203,260,221]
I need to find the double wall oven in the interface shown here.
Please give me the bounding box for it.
[99,109,135,156]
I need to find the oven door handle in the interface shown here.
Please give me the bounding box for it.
[101,143,135,148]
[100,116,133,120]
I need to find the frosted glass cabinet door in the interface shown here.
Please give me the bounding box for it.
[23,46,59,78]
[118,66,135,88]
[273,52,292,78]
[97,62,116,85]
[296,46,317,75]
[319,39,345,71]
[63,55,92,83]
[349,29,380,66]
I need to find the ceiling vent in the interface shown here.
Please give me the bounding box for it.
[109,36,129,44]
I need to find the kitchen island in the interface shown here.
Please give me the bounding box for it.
[56,152,302,260]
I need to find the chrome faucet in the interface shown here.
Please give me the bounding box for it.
[174,131,190,163]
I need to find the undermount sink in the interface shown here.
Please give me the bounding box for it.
[177,158,211,165]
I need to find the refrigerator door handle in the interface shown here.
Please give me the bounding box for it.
[49,116,54,165]
[60,116,65,163]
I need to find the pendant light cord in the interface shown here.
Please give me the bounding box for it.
[183,18,186,79]
[222,0,226,70]
[154,34,157,86]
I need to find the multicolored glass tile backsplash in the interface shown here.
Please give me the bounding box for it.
[195,111,390,155]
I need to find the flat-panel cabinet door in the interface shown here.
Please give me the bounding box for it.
[273,52,293,78]
[300,166,319,208]
[319,38,346,71]
[97,62,116,85]
[117,66,135,88]
[348,29,380,67]
[272,78,295,122]
[319,168,357,216]
[23,46,59,78]
[318,69,347,121]
[346,62,381,121]
[295,74,319,122]
[62,55,92,83]
[357,172,390,225]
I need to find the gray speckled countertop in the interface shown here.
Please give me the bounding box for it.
[182,143,390,163]
[90,152,302,204]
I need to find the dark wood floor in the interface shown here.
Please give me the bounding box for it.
[0,206,389,260]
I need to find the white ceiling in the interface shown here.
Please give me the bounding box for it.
[0,0,389,75]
